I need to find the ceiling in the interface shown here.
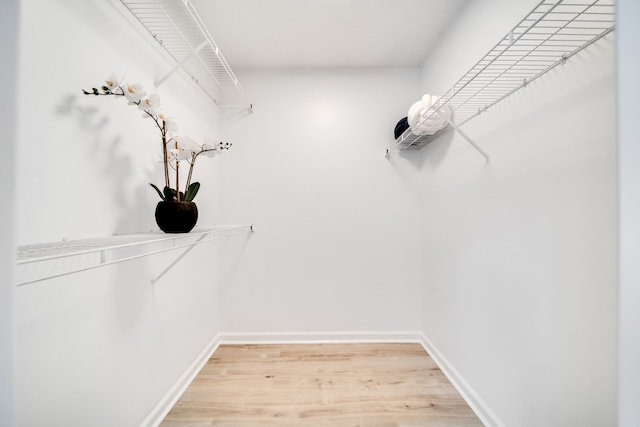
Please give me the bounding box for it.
[190,0,470,68]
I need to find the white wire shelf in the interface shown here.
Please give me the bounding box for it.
[388,0,615,156]
[16,225,253,286]
[120,0,252,110]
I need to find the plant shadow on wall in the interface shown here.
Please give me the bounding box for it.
[54,94,154,328]
[80,73,232,233]
[55,94,147,235]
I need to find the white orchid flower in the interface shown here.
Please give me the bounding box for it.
[138,93,161,115]
[176,150,191,162]
[159,114,178,135]
[200,142,218,158]
[176,135,201,154]
[104,72,123,92]
[123,82,146,103]
[168,147,191,162]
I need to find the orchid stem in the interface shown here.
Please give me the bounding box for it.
[162,124,170,190]
[185,153,196,190]
[175,140,180,201]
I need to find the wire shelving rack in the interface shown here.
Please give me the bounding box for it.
[119,0,252,110]
[388,0,615,158]
[16,225,253,286]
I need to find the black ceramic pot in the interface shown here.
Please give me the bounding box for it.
[155,201,198,233]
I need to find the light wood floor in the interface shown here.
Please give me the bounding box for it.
[160,343,483,426]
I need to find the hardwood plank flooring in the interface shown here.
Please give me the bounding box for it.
[160,343,483,426]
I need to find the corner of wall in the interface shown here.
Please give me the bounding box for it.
[0,0,18,424]
[418,334,504,427]
[139,335,223,427]
[616,0,640,425]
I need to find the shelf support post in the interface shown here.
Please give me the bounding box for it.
[156,40,209,88]
[434,108,490,163]
[150,233,208,285]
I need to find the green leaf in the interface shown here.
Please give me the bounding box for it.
[149,183,165,200]
[184,182,200,202]
[163,186,177,201]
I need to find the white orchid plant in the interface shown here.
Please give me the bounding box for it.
[83,73,231,202]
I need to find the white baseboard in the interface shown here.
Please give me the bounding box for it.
[418,333,503,427]
[140,335,222,427]
[218,330,423,344]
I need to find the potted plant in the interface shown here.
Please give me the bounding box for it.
[83,73,231,233]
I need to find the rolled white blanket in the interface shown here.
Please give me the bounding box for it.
[421,93,434,109]
[407,94,451,136]
[407,100,425,130]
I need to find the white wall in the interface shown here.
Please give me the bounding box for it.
[0,0,18,424]
[418,1,617,426]
[13,0,229,425]
[219,68,422,334]
[9,0,633,425]
[617,0,640,425]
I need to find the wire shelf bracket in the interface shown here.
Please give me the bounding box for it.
[436,108,490,163]
[119,0,253,112]
[387,0,615,156]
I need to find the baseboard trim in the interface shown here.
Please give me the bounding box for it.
[218,330,424,344]
[418,333,503,427]
[140,335,222,427]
